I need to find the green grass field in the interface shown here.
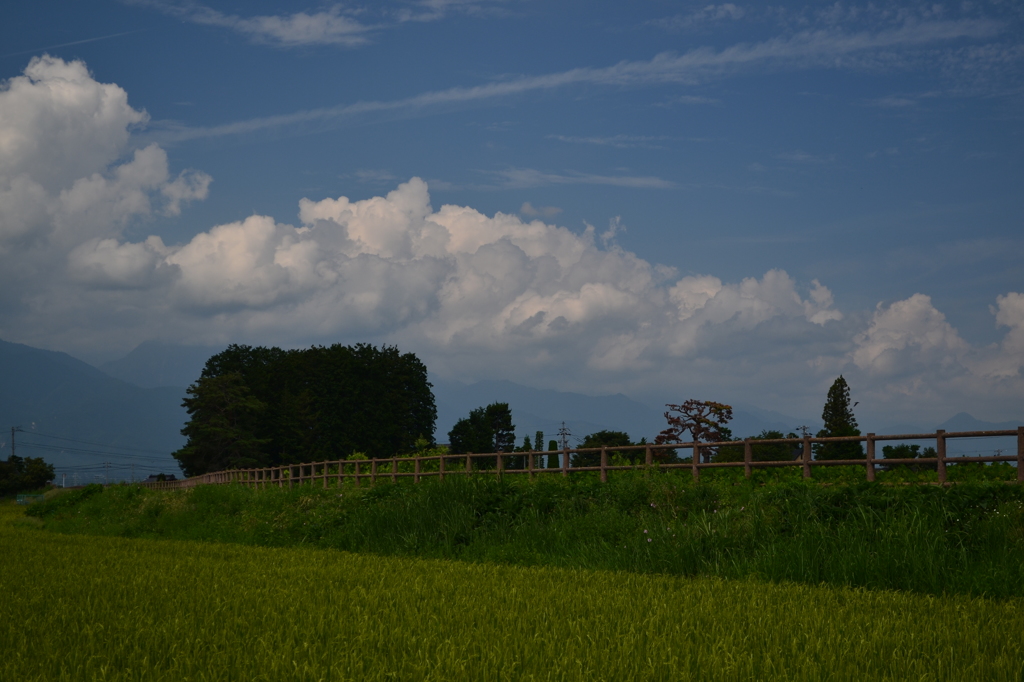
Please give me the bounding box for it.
[3,501,1024,681]
[27,473,1024,598]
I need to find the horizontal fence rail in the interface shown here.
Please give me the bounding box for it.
[140,428,1024,491]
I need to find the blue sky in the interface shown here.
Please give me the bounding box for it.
[1,0,1022,427]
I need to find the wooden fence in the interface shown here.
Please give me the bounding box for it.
[141,427,1024,491]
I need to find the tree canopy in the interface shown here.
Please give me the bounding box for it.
[448,402,515,455]
[573,430,635,467]
[655,400,734,463]
[173,343,436,476]
[714,430,800,463]
[814,375,863,460]
[0,455,54,495]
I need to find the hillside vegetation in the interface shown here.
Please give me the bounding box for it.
[29,471,1024,598]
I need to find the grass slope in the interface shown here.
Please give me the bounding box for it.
[3,502,1024,681]
[28,471,1024,598]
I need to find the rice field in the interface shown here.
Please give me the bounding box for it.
[3,502,1023,681]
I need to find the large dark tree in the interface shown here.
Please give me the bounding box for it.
[174,373,270,477]
[814,375,863,460]
[654,400,734,463]
[173,343,436,474]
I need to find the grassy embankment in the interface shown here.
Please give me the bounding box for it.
[26,466,1024,598]
[3,500,1024,681]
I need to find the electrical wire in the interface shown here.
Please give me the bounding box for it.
[17,441,175,462]
[16,430,173,456]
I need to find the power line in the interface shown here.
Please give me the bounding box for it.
[18,441,175,462]
[21,430,172,456]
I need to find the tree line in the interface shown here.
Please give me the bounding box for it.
[173,340,875,477]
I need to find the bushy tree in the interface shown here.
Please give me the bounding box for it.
[448,402,515,468]
[174,343,436,475]
[0,454,54,495]
[573,430,633,467]
[814,376,863,460]
[655,400,734,463]
[881,443,936,472]
[714,430,800,463]
[174,373,270,477]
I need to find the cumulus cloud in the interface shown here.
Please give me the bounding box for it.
[65,178,845,376]
[852,294,969,376]
[1,55,1022,425]
[0,56,209,252]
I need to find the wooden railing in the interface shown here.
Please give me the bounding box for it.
[141,428,1024,491]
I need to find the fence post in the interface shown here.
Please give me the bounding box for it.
[743,438,752,479]
[802,436,812,479]
[600,446,608,483]
[496,452,504,477]
[691,445,700,482]
[528,451,535,480]
[866,434,876,482]
[371,458,377,484]
[936,430,947,485]
[289,466,294,489]
[466,454,472,474]
[414,456,421,484]
[392,457,398,483]
[354,460,360,487]
[1018,427,1024,483]
[439,454,446,481]
[323,462,328,489]
[562,447,569,477]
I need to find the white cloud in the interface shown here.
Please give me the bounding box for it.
[519,202,562,218]
[137,2,372,48]
[652,4,746,31]
[0,55,146,190]
[852,294,969,376]
[976,293,1024,379]
[1,56,1023,425]
[493,168,675,189]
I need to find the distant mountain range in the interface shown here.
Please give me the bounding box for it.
[100,340,224,389]
[0,338,187,482]
[1,338,1019,482]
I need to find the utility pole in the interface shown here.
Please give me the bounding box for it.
[61,473,66,488]
[557,422,571,450]
[11,426,22,458]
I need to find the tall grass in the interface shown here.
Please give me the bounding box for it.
[29,472,1024,598]
[3,502,1024,681]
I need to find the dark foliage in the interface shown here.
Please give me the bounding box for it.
[448,402,515,468]
[815,376,863,460]
[881,443,937,472]
[655,400,734,463]
[173,343,436,474]
[0,454,54,495]
[573,430,634,467]
[715,430,802,462]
